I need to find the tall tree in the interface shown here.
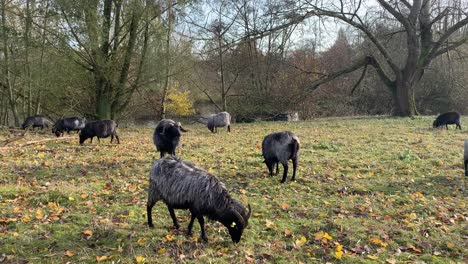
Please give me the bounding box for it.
[56,0,154,119]
[246,0,468,116]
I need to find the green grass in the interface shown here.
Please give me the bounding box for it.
[0,116,467,263]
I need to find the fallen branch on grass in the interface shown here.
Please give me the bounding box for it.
[19,136,75,147]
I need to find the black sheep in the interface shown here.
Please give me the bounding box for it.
[465,140,468,176]
[79,120,120,145]
[147,157,251,243]
[262,131,300,183]
[433,112,461,129]
[153,119,187,158]
[52,117,86,137]
[22,115,53,130]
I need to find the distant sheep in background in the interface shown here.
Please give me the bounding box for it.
[433,112,461,129]
[147,157,251,243]
[153,119,187,158]
[79,120,119,145]
[465,140,468,176]
[22,115,53,130]
[52,117,86,137]
[207,112,231,133]
[262,131,300,183]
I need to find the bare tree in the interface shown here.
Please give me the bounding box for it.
[242,0,468,116]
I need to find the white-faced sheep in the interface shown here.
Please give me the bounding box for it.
[207,112,231,133]
[147,157,251,243]
[153,119,187,158]
[262,131,300,183]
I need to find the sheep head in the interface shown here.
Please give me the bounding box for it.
[225,202,251,243]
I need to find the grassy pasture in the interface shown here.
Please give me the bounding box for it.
[0,116,467,263]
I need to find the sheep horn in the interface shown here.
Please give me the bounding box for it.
[233,210,245,228]
[246,204,252,220]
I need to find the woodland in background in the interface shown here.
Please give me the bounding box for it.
[0,0,467,126]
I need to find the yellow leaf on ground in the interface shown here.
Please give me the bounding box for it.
[137,238,147,246]
[367,255,378,260]
[295,236,307,247]
[446,242,455,249]
[135,256,146,263]
[96,255,109,262]
[281,203,289,211]
[13,232,19,237]
[22,215,31,223]
[83,230,93,236]
[264,220,274,230]
[36,209,44,220]
[165,235,175,242]
[284,229,292,237]
[157,248,166,255]
[335,250,343,259]
[65,250,74,257]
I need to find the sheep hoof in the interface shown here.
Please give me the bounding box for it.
[148,224,154,228]
[280,180,286,183]
[201,236,208,242]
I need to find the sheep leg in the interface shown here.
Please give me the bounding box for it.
[160,151,165,158]
[167,206,180,229]
[227,125,231,132]
[275,163,279,175]
[90,137,93,144]
[187,212,196,235]
[147,200,157,228]
[266,161,274,177]
[111,135,114,143]
[280,162,289,183]
[197,215,208,242]
[457,123,462,130]
[291,158,297,181]
[465,160,468,176]
[115,134,120,144]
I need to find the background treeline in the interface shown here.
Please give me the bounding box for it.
[0,0,467,126]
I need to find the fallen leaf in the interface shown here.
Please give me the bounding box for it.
[295,236,307,247]
[265,220,274,230]
[367,255,378,260]
[446,242,455,249]
[157,248,166,255]
[281,203,289,211]
[165,235,175,242]
[284,229,292,237]
[135,256,146,263]
[137,238,147,246]
[65,250,74,257]
[96,255,109,262]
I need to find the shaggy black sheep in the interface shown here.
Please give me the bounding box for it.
[147,157,251,243]
[262,131,300,183]
[153,119,187,158]
[22,115,53,130]
[79,120,119,145]
[52,117,86,137]
[433,112,461,129]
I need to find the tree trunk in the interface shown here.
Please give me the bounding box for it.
[393,79,414,117]
[1,0,19,126]
[160,0,172,119]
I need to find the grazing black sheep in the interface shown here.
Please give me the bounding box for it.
[52,117,86,137]
[262,131,300,183]
[22,115,53,130]
[207,112,231,133]
[433,112,461,129]
[79,120,119,145]
[153,119,187,158]
[147,157,251,243]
